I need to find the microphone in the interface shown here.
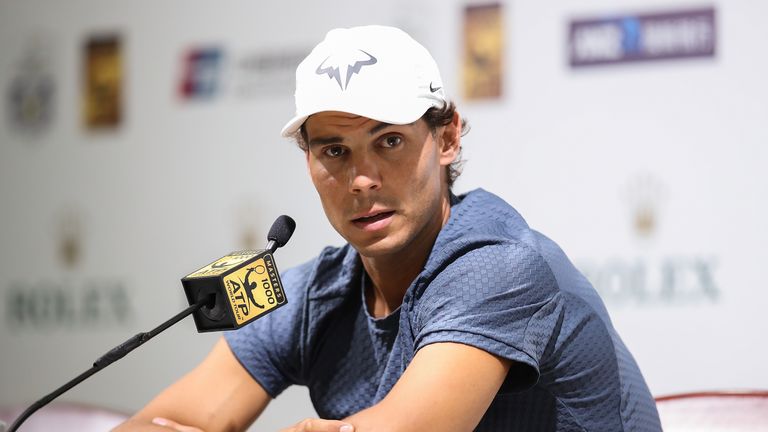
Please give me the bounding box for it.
[6,215,296,432]
[182,214,296,331]
[266,214,297,253]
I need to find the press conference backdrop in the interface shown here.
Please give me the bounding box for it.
[0,0,766,430]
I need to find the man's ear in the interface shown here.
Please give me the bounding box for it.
[439,110,462,166]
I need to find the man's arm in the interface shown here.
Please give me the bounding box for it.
[113,337,271,432]
[344,342,512,432]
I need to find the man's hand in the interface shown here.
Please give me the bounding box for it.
[280,419,354,432]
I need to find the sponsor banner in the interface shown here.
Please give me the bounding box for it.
[3,206,133,329]
[569,7,716,67]
[578,256,720,306]
[175,45,308,102]
[232,50,305,98]
[178,46,224,100]
[5,280,133,329]
[83,34,123,129]
[577,174,721,307]
[6,35,56,134]
[463,3,504,100]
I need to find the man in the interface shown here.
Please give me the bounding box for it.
[116,25,661,431]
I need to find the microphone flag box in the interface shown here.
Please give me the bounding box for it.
[182,250,287,332]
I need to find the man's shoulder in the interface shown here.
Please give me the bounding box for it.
[422,189,604,306]
[427,189,554,285]
[421,239,560,305]
[436,189,535,253]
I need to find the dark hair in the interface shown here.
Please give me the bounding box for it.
[293,101,468,187]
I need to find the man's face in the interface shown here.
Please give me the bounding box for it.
[304,111,458,259]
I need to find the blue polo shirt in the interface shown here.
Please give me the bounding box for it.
[225,189,661,431]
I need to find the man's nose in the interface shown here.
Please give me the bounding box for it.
[348,153,381,194]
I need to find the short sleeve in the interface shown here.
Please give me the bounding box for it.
[224,261,313,398]
[413,243,562,392]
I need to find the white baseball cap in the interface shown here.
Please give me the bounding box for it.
[280,25,447,137]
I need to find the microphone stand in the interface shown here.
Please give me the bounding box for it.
[7,295,212,432]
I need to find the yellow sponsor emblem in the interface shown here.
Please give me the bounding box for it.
[223,257,284,325]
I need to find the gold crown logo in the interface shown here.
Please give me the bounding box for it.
[622,174,666,239]
[57,207,83,269]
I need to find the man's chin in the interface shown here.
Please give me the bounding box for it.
[350,236,405,259]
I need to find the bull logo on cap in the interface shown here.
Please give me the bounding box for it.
[315,49,377,91]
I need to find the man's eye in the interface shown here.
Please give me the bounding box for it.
[322,146,346,158]
[382,136,402,148]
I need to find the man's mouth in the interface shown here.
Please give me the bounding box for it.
[351,211,396,230]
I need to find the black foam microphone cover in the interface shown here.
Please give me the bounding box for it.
[268,215,296,247]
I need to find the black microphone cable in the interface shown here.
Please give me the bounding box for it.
[6,294,213,432]
[6,215,296,431]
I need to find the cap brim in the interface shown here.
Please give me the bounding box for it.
[280,98,442,138]
[281,115,309,137]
